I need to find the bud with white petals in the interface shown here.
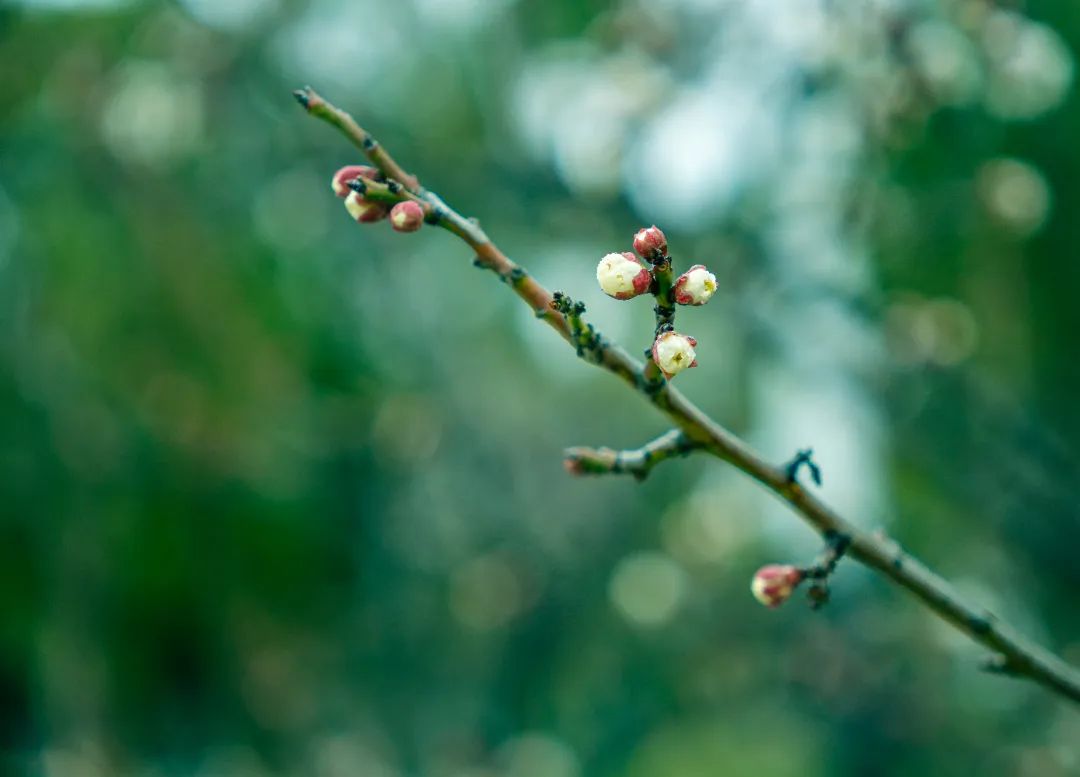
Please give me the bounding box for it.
[651,331,697,378]
[344,189,390,223]
[673,264,717,306]
[750,564,804,608]
[633,225,667,260]
[331,165,379,198]
[390,201,425,232]
[596,252,652,300]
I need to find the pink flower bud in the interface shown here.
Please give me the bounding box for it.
[750,564,804,608]
[633,225,668,260]
[344,189,390,223]
[389,201,425,233]
[673,264,717,306]
[596,252,652,300]
[651,331,698,378]
[331,165,380,198]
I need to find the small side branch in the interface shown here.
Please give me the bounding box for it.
[294,86,421,193]
[564,429,701,481]
[345,177,429,212]
[800,530,851,609]
[643,253,676,387]
[650,259,676,336]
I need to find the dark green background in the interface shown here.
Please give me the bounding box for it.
[2,0,1079,775]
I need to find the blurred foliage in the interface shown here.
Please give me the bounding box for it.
[2,0,1080,775]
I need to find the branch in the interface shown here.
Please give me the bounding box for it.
[564,430,701,481]
[296,87,1080,705]
[645,245,676,386]
[799,529,851,610]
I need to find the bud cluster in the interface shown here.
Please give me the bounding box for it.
[331,164,426,233]
[594,225,718,381]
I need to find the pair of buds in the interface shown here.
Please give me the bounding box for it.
[331,165,425,232]
[597,226,717,305]
[596,255,716,306]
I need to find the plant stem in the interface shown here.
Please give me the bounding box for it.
[296,86,1080,705]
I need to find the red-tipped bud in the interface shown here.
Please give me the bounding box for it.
[651,331,698,378]
[673,264,717,306]
[597,252,652,300]
[751,564,804,608]
[344,190,390,223]
[563,455,585,476]
[633,225,668,260]
[331,165,380,198]
[389,201,425,233]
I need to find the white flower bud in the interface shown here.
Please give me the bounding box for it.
[651,331,698,378]
[596,252,651,300]
[751,565,804,608]
[673,264,717,306]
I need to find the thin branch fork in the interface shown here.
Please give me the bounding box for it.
[295,86,1080,705]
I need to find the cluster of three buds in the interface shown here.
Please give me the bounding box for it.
[331,165,426,233]
[596,227,717,379]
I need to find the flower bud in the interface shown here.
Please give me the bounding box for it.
[633,225,668,260]
[331,165,379,198]
[596,252,652,300]
[750,564,804,608]
[344,189,390,223]
[673,264,717,306]
[563,455,585,476]
[390,201,425,233]
[651,331,698,378]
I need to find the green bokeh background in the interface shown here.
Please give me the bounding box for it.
[2,1,1079,775]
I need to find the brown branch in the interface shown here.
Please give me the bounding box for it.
[564,430,701,480]
[296,87,1080,705]
[296,86,570,342]
[294,87,422,194]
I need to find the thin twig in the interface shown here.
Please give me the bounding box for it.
[564,430,701,481]
[643,251,676,387]
[296,87,1080,705]
[799,529,851,610]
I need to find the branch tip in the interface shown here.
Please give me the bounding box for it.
[564,430,699,479]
